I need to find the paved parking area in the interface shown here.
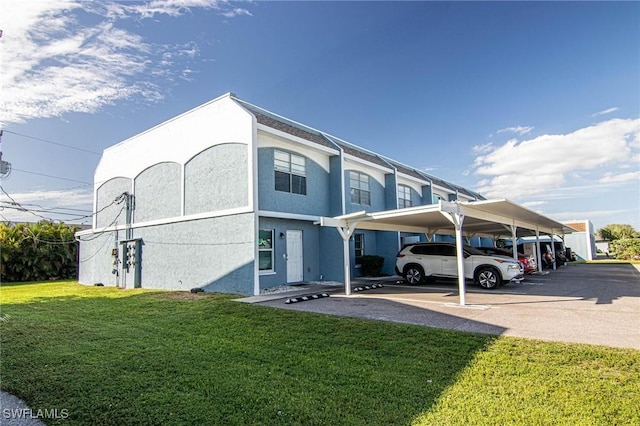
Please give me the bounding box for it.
[251,264,640,349]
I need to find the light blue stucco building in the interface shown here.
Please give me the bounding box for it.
[77,93,486,295]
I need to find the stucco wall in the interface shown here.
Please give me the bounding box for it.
[134,162,181,223]
[185,143,249,215]
[78,231,121,286]
[319,226,345,283]
[385,173,398,210]
[257,217,321,290]
[329,156,343,216]
[344,169,386,214]
[96,177,132,229]
[80,213,256,295]
[421,184,433,205]
[257,147,330,216]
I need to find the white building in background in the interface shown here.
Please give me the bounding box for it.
[562,220,596,261]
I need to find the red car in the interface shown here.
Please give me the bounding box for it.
[473,246,537,274]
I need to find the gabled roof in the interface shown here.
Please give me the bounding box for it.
[232,95,482,198]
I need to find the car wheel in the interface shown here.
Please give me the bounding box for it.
[404,265,425,284]
[475,267,500,289]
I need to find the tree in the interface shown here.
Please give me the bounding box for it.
[597,224,639,241]
[0,221,79,282]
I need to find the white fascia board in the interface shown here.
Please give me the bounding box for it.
[77,207,255,236]
[396,171,431,186]
[256,125,339,156]
[343,153,394,174]
[258,210,322,222]
[432,183,455,194]
[348,221,432,234]
[369,203,443,220]
[457,203,547,233]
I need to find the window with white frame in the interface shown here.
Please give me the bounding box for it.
[274,150,306,195]
[349,171,370,206]
[432,193,443,205]
[258,229,274,272]
[354,233,364,266]
[398,184,412,208]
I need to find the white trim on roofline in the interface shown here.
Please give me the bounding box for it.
[432,183,455,194]
[343,153,394,174]
[256,125,339,156]
[75,206,255,237]
[258,210,322,222]
[396,170,431,187]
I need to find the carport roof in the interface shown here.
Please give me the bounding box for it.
[321,199,575,238]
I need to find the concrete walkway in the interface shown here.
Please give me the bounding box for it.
[250,264,640,350]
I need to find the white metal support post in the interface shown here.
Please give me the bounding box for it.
[551,233,557,270]
[510,223,518,262]
[443,209,466,306]
[336,222,358,296]
[535,227,542,272]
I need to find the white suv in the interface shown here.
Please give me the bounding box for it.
[395,242,524,289]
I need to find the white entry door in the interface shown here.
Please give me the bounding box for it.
[286,230,304,283]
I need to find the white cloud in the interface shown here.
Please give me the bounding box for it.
[600,171,640,184]
[551,208,634,223]
[592,107,619,117]
[497,126,534,136]
[0,188,93,223]
[473,118,640,199]
[472,142,494,154]
[0,0,251,127]
[221,8,253,18]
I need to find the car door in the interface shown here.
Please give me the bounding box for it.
[439,244,459,277]
[410,244,436,276]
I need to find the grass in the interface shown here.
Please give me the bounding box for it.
[1,281,639,425]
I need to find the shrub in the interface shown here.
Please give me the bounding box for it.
[0,221,79,282]
[610,238,640,261]
[360,255,384,276]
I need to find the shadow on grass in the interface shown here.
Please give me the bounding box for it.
[0,283,499,425]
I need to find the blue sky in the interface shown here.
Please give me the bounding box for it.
[1,0,638,232]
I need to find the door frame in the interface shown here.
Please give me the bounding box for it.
[286,230,304,283]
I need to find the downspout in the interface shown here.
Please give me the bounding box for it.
[251,114,260,295]
[229,95,264,295]
[321,134,345,215]
[377,155,401,249]
[321,134,349,288]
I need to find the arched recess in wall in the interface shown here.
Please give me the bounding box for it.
[134,162,181,223]
[184,143,249,215]
[96,177,132,228]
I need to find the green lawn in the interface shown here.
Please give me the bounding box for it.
[1,281,638,425]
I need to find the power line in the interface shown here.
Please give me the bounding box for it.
[0,185,52,222]
[12,168,91,185]
[0,204,92,220]
[0,186,125,224]
[0,201,92,213]
[1,130,101,155]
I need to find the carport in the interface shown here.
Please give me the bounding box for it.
[319,199,574,305]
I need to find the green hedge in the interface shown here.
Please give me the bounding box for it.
[610,238,640,261]
[360,255,384,277]
[0,221,79,282]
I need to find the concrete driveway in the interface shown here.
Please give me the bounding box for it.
[252,263,640,349]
